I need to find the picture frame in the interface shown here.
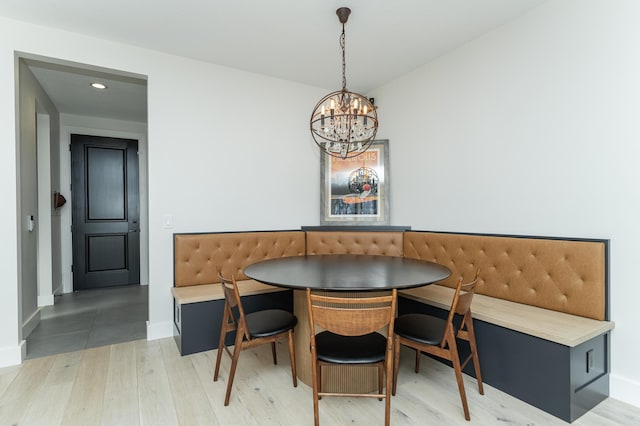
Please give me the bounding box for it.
[320,139,390,226]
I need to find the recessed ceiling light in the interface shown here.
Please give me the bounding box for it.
[90,82,108,90]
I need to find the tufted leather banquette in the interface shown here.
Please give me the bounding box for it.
[403,231,606,321]
[305,230,404,256]
[173,229,609,322]
[174,231,305,287]
[171,228,612,423]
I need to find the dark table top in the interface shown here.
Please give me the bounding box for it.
[243,254,451,291]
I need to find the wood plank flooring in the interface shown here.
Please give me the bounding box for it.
[0,337,638,425]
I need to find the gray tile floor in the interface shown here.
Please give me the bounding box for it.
[25,284,148,360]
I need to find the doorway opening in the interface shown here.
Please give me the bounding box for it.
[17,55,149,359]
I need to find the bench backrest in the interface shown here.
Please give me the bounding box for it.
[404,231,608,321]
[173,229,608,321]
[174,231,305,287]
[305,231,404,256]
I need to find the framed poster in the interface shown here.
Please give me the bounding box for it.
[320,139,390,225]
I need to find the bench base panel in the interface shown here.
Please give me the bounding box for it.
[173,290,293,356]
[399,297,610,423]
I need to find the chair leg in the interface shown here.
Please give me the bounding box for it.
[449,335,471,421]
[224,333,244,406]
[385,355,393,426]
[287,330,298,387]
[312,362,320,426]
[466,321,484,395]
[415,348,421,373]
[471,348,484,395]
[271,341,278,365]
[213,315,229,382]
[392,335,401,396]
[317,363,323,400]
[378,363,384,401]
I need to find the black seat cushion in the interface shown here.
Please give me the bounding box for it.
[394,313,452,346]
[315,331,387,364]
[245,309,297,338]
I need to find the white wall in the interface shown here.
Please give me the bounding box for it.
[17,63,60,341]
[0,16,325,362]
[145,53,325,338]
[370,0,640,407]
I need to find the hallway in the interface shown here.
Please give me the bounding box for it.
[25,285,148,360]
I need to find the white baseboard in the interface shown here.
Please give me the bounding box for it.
[22,309,41,339]
[53,284,63,295]
[146,320,173,341]
[38,294,55,307]
[610,373,640,408]
[0,341,24,367]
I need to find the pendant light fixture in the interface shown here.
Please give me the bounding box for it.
[310,7,378,159]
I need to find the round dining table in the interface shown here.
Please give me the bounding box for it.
[243,253,451,291]
[244,254,451,389]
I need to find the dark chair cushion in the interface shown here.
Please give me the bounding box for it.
[394,313,452,346]
[315,331,386,364]
[246,309,297,338]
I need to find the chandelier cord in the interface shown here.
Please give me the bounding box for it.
[310,7,378,159]
[341,23,346,92]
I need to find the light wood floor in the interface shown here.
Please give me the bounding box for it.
[0,337,638,425]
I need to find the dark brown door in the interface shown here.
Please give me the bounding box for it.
[71,134,140,290]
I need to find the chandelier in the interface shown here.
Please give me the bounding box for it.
[310,7,378,159]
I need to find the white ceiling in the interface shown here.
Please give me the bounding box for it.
[3,0,546,122]
[25,60,149,122]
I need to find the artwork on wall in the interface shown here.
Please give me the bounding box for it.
[320,139,390,225]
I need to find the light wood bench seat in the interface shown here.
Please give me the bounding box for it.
[400,285,614,347]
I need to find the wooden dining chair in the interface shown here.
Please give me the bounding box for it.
[392,269,483,421]
[306,288,397,426]
[214,272,298,406]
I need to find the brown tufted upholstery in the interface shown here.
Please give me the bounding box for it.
[403,232,606,321]
[305,231,404,256]
[173,230,607,321]
[174,231,305,287]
